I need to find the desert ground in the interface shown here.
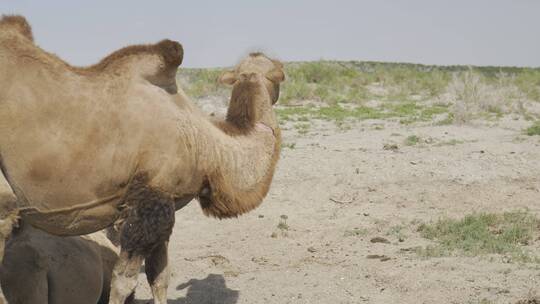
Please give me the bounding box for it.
[134,62,540,304]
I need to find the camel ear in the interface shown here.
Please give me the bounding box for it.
[266,68,285,83]
[219,70,237,85]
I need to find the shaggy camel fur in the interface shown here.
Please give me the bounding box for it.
[0,15,283,303]
[0,224,129,304]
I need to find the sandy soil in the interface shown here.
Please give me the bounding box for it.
[134,114,540,304]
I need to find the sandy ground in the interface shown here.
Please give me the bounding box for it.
[132,110,540,304]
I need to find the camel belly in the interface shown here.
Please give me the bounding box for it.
[19,193,124,236]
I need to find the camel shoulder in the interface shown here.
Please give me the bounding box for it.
[81,39,184,93]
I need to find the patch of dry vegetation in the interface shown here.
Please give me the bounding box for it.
[525,121,540,136]
[416,211,540,263]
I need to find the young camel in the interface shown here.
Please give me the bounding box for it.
[0,15,284,303]
[0,224,129,304]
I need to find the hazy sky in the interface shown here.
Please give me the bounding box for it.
[1,1,539,68]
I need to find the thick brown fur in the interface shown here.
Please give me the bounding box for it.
[119,175,176,257]
[0,15,33,41]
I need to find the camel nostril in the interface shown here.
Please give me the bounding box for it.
[239,73,249,82]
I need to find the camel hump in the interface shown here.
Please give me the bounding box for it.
[85,39,183,93]
[155,39,183,69]
[0,15,34,41]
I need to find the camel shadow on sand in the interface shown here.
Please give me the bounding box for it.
[135,274,239,304]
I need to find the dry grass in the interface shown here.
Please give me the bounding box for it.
[440,69,532,123]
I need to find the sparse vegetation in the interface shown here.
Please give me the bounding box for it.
[525,121,540,136]
[277,215,289,231]
[177,68,227,98]
[282,142,296,149]
[178,61,540,126]
[276,102,450,123]
[344,228,368,237]
[387,225,407,241]
[405,135,421,146]
[416,211,540,263]
[293,123,310,135]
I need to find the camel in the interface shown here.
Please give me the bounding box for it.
[0,15,283,304]
[0,223,130,304]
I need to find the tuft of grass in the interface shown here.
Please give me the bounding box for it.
[525,121,540,136]
[405,135,421,146]
[387,225,407,241]
[277,221,289,230]
[277,215,289,231]
[282,142,296,149]
[416,211,540,262]
[293,123,310,135]
[344,228,368,237]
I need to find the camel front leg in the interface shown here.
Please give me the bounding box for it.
[110,176,177,303]
[109,251,144,304]
[145,241,170,304]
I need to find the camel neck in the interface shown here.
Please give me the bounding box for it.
[194,87,281,218]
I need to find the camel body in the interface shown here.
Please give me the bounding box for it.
[0,225,121,304]
[0,48,204,234]
[0,24,275,234]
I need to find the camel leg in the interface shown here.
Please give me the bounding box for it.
[0,171,17,304]
[145,241,170,304]
[109,179,176,304]
[108,251,144,304]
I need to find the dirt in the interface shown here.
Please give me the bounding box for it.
[134,111,540,303]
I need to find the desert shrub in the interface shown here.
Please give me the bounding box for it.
[441,69,530,123]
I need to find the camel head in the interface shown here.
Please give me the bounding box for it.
[219,52,285,105]
[216,53,285,133]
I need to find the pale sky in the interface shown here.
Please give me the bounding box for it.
[1,0,539,68]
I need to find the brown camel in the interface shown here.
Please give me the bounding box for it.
[0,224,130,304]
[0,15,283,304]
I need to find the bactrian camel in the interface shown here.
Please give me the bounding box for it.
[0,15,283,303]
[0,223,128,304]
